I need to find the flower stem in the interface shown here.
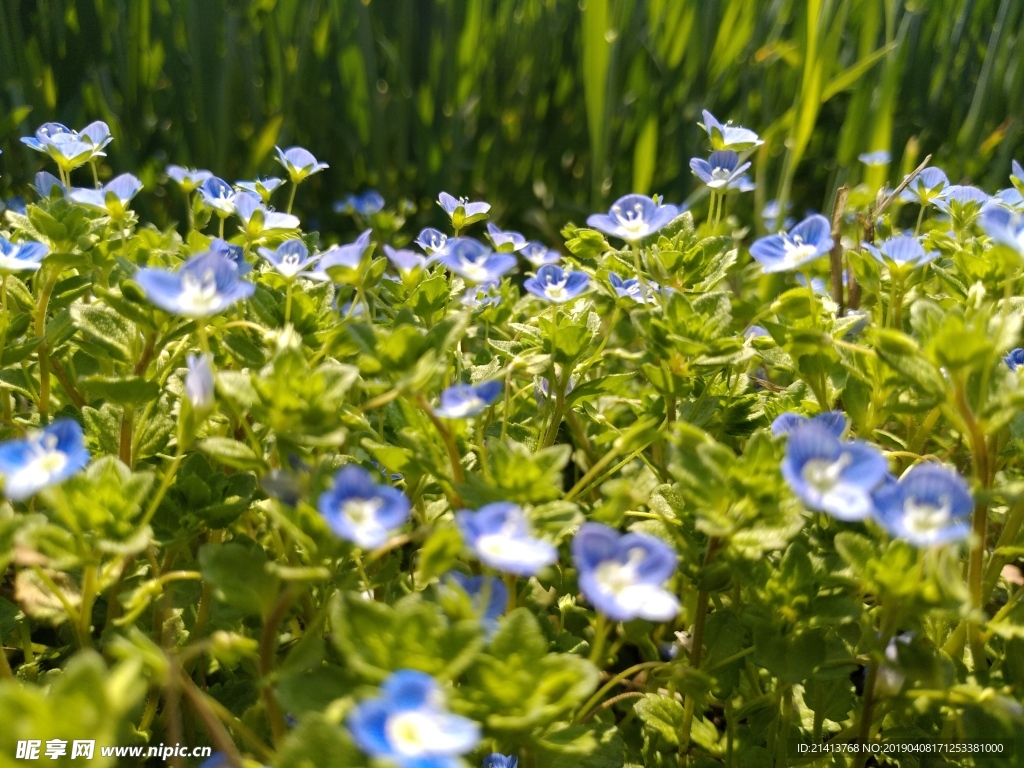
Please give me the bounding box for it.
[34,268,61,423]
[286,183,298,215]
[588,614,611,665]
[259,587,296,748]
[284,281,294,325]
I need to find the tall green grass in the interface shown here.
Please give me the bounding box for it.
[0,0,1020,232]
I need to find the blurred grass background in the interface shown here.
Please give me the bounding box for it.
[0,0,1021,237]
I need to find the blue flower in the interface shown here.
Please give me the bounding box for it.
[309,230,374,282]
[438,192,491,230]
[274,146,329,184]
[234,192,301,238]
[1012,159,1023,193]
[441,572,507,636]
[932,185,988,216]
[586,194,680,244]
[608,272,655,304]
[871,464,972,547]
[699,110,763,151]
[335,190,386,217]
[198,177,238,217]
[485,223,526,252]
[78,121,113,153]
[795,274,829,296]
[456,502,558,576]
[257,239,320,280]
[858,150,891,166]
[483,755,519,768]
[981,206,1024,255]
[21,123,95,171]
[534,375,576,407]
[689,150,753,193]
[434,380,502,419]
[166,165,213,193]
[135,251,255,317]
[347,670,480,767]
[384,245,429,274]
[864,235,938,270]
[436,238,517,284]
[1005,348,1024,371]
[68,173,143,219]
[209,237,252,276]
[572,523,680,622]
[781,421,889,521]
[185,353,215,414]
[415,227,451,256]
[0,420,90,502]
[744,325,770,340]
[989,187,1024,211]
[0,196,27,215]
[524,264,590,304]
[462,282,502,310]
[0,236,48,275]
[33,171,65,199]
[898,167,949,205]
[235,177,285,203]
[771,411,848,438]
[761,199,794,232]
[318,465,410,549]
[519,241,561,267]
[749,214,834,273]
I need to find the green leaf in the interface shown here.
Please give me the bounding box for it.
[198,537,280,618]
[80,376,160,404]
[198,437,264,471]
[70,303,135,363]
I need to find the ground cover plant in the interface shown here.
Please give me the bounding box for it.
[1,104,1024,768]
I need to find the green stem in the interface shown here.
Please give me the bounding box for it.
[284,281,294,325]
[259,588,296,748]
[34,268,61,423]
[286,183,298,215]
[588,614,611,665]
[0,627,13,679]
[218,216,225,240]
[914,205,925,237]
[140,450,184,529]
[681,537,722,757]
[79,563,98,649]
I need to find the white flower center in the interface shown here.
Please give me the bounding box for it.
[612,203,650,238]
[801,453,852,492]
[278,253,303,278]
[459,259,492,283]
[782,236,820,266]
[341,497,384,526]
[178,270,222,314]
[902,497,952,535]
[386,710,441,757]
[14,436,68,489]
[593,547,647,597]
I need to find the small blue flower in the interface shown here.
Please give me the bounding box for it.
[689,150,753,193]
[441,572,507,636]
[434,380,502,419]
[898,167,950,205]
[335,190,386,217]
[981,206,1024,255]
[744,325,770,340]
[135,251,255,317]
[483,754,519,768]
[572,523,680,622]
[0,420,90,502]
[519,241,561,267]
[347,670,480,767]
[989,187,1024,211]
[608,272,655,304]
[21,123,95,171]
[771,411,848,438]
[318,465,410,549]
[700,110,763,151]
[871,464,972,547]
[586,194,680,244]
[749,214,834,273]
[456,502,558,576]
[198,177,237,217]
[462,282,502,310]
[415,227,451,256]
[0,236,48,275]
[535,375,576,407]
[274,146,329,184]
[209,237,252,276]
[524,264,590,304]
[1005,348,1024,371]
[257,239,320,280]
[436,238,517,284]
[384,245,429,273]
[485,222,526,252]
[78,121,113,153]
[761,199,795,232]
[0,196,27,215]
[795,274,829,296]
[309,230,374,282]
[864,235,938,270]
[781,421,889,521]
[235,177,285,204]
[166,165,213,193]
[234,192,300,238]
[932,185,988,216]
[198,753,230,768]
[438,191,491,229]
[1011,159,1023,193]
[858,150,891,166]
[68,173,143,219]
[185,353,215,414]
